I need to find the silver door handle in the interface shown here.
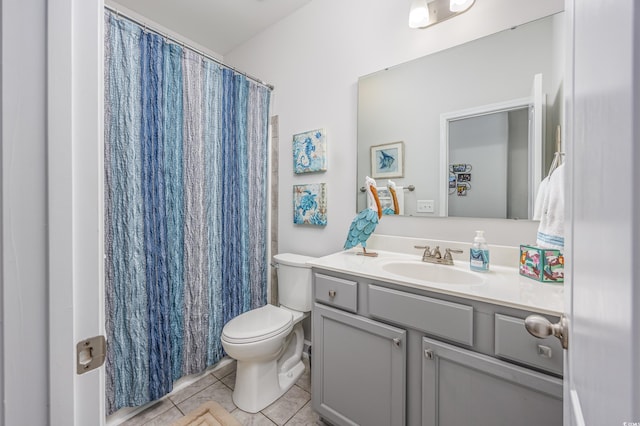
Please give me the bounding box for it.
[524,314,568,349]
[392,338,401,347]
[328,290,336,298]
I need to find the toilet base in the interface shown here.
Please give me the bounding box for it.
[277,358,305,395]
[231,323,305,413]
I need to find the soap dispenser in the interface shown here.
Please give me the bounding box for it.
[470,230,490,272]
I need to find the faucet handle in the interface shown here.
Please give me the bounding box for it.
[443,248,464,261]
[414,245,432,260]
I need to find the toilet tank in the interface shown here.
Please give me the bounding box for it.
[273,253,315,312]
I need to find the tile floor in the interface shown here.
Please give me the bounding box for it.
[119,356,327,426]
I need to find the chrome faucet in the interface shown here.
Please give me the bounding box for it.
[414,245,463,265]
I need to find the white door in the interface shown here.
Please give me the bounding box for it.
[563,0,640,424]
[48,0,105,424]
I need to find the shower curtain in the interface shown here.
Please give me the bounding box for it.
[104,13,270,414]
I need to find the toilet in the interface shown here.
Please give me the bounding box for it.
[220,253,314,413]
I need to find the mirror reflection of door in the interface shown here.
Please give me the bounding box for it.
[448,107,529,219]
[443,73,545,219]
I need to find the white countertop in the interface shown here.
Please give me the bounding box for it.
[308,249,564,316]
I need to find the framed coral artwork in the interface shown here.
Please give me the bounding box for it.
[371,141,404,178]
[293,183,327,226]
[293,129,327,174]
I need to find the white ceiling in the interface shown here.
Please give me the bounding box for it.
[109,0,311,55]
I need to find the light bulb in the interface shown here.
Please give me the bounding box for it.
[450,0,475,12]
[409,0,430,29]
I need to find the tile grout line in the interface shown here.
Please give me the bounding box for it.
[173,399,186,416]
[289,383,312,424]
[141,397,180,426]
[169,372,222,411]
[261,383,311,426]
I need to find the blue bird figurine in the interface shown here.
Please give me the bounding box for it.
[344,176,382,256]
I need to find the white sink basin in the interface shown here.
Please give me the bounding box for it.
[381,261,485,285]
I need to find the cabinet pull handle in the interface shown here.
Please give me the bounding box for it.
[393,338,401,347]
[328,290,336,298]
[424,349,434,360]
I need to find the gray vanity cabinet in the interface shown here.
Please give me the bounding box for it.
[311,269,563,426]
[312,303,406,426]
[421,336,562,426]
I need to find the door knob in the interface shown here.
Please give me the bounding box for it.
[524,314,568,349]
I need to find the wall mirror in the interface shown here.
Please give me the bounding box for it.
[357,12,564,219]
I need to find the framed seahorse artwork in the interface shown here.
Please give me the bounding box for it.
[293,183,327,226]
[293,129,327,174]
[371,141,404,179]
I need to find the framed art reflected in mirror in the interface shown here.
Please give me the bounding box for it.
[370,141,404,179]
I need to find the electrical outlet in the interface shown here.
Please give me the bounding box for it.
[417,200,434,213]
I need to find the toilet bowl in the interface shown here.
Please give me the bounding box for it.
[220,253,314,413]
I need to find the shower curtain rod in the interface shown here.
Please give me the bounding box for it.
[104,5,274,91]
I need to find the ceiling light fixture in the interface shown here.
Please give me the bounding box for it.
[408,0,430,29]
[449,0,475,12]
[409,0,476,29]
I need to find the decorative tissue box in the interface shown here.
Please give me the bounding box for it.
[519,245,564,283]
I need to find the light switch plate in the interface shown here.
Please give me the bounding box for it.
[417,200,434,213]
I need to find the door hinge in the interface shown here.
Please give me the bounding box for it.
[76,335,106,374]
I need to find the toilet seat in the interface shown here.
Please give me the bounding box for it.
[222,305,293,344]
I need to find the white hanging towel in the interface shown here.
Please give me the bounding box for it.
[533,176,549,221]
[536,163,565,249]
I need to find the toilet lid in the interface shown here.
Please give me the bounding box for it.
[273,253,315,267]
[222,304,293,344]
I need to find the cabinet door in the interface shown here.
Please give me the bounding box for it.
[422,337,562,426]
[312,303,406,426]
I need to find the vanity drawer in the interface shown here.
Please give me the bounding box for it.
[315,273,358,313]
[494,314,563,376]
[368,285,474,346]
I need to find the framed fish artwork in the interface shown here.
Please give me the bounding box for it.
[370,141,404,179]
[293,129,327,174]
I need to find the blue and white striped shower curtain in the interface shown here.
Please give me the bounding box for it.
[104,13,270,414]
